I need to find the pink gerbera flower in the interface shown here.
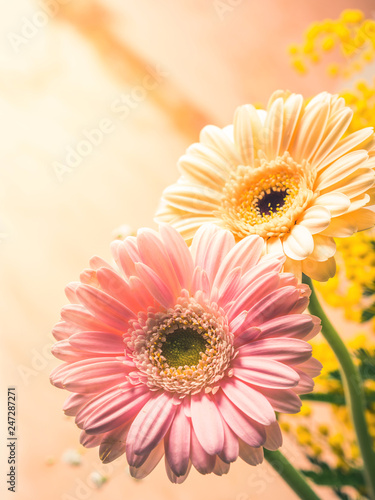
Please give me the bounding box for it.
[50,224,321,483]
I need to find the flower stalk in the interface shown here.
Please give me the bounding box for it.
[303,274,375,500]
[264,450,320,500]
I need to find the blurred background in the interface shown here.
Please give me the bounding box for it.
[1,1,375,499]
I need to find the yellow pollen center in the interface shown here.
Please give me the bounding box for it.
[218,152,316,239]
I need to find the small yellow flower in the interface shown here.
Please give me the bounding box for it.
[340,9,364,24]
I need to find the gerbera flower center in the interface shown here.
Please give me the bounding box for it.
[255,188,290,216]
[160,328,208,368]
[219,152,316,239]
[127,293,234,396]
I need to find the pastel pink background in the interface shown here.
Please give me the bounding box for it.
[1,0,374,499]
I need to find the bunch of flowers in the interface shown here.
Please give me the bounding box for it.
[288,9,375,78]
[51,82,375,499]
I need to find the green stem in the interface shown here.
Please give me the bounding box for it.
[264,449,320,500]
[303,274,375,500]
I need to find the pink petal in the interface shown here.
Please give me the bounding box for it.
[83,384,150,434]
[135,262,176,309]
[257,387,302,413]
[127,392,177,456]
[190,224,221,267]
[232,358,300,389]
[191,266,211,297]
[129,441,165,479]
[238,337,312,365]
[128,276,156,310]
[233,327,262,348]
[190,428,216,474]
[264,421,283,451]
[52,321,81,341]
[230,258,285,307]
[218,417,239,464]
[198,229,236,284]
[61,358,131,394]
[110,240,136,278]
[221,378,276,425]
[165,404,191,477]
[63,393,91,417]
[217,267,242,307]
[159,223,194,290]
[80,269,99,287]
[96,268,143,314]
[137,228,181,297]
[191,393,224,455]
[75,385,125,428]
[293,371,315,394]
[258,314,316,340]
[80,431,103,448]
[213,456,230,476]
[76,285,135,331]
[65,282,80,303]
[238,440,264,465]
[99,421,131,463]
[61,304,121,334]
[296,357,323,377]
[89,256,115,271]
[165,458,192,484]
[69,332,125,355]
[244,286,301,326]
[227,272,280,321]
[49,363,69,389]
[51,340,91,362]
[213,235,264,290]
[215,390,266,447]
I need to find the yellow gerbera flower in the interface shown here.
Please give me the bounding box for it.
[155,91,375,281]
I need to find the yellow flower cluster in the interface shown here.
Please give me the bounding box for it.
[315,80,375,326]
[316,231,375,327]
[288,9,375,78]
[279,334,375,470]
[340,80,375,134]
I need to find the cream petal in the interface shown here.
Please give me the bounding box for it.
[320,214,357,237]
[302,257,336,282]
[298,206,331,234]
[309,235,336,262]
[162,183,221,214]
[171,216,223,242]
[352,208,375,231]
[282,226,314,261]
[290,102,330,162]
[233,104,261,166]
[266,236,283,255]
[256,109,267,125]
[345,193,370,213]
[186,143,233,174]
[305,91,331,109]
[316,150,369,191]
[267,90,291,108]
[319,168,375,199]
[199,124,241,167]
[280,93,304,152]
[283,258,302,281]
[312,192,351,217]
[317,127,374,172]
[311,108,353,168]
[178,155,228,189]
[263,97,283,159]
